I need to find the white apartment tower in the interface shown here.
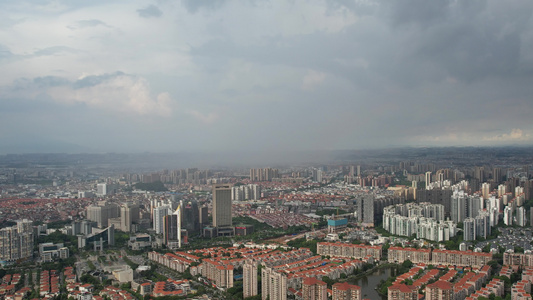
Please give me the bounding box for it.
[153,206,170,234]
[243,260,258,298]
[425,172,432,189]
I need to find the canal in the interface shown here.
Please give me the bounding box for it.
[349,266,397,300]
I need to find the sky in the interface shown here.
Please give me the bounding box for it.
[1,0,533,153]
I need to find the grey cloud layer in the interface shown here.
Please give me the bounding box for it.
[0,0,532,153]
[137,5,162,18]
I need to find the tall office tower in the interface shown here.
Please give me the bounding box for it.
[504,206,513,226]
[182,200,200,234]
[349,165,355,177]
[261,267,287,300]
[463,218,476,241]
[199,205,209,227]
[481,183,491,200]
[87,205,102,227]
[163,214,179,245]
[493,167,503,183]
[0,219,33,262]
[121,203,139,233]
[153,206,170,234]
[213,184,233,228]
[525,165,530,179]
[357,165,361,176]
[243,260,258,298]
[355,195,374,226]
[87,204,120,228]
[516,206,526,227]
[425,172,432,189]
[302,277,328,300]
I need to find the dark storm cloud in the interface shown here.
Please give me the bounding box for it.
[190,0,533,88]
[137,4,163,18]
[382,0,533,82]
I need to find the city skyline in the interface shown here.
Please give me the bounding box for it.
[1,0,533,154]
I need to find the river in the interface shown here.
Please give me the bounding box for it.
[349,266,397,300]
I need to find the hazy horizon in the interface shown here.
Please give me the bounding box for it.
[1,0,532,154]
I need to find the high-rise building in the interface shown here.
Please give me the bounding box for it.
[463,218,476,241]
[482,182,491,200]
[0,219,33,262]
[504,206,513,226]
[475,210,491,239]
[355,194,374,226]
[213,184,232,228]
[97,183,108,196]
[163,214,179,245]
[261,267,287,300]
[182,200,200,234]
[425,172,432,189]
[250,168,279,182]
[87,204,120,228]
[493,167,503,183]
[516,206,526,227]
[243,260,258,298]
[302,277,327,300]
[121,203,139,233]
[312,169,323,183]
[153,206,170,234]
[451,191,467,223]
[199,205,209,228]
[475,167,485,182]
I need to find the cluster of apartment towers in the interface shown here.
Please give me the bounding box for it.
[383,171,531,241]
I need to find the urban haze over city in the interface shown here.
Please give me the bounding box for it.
[1,1,533,300]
